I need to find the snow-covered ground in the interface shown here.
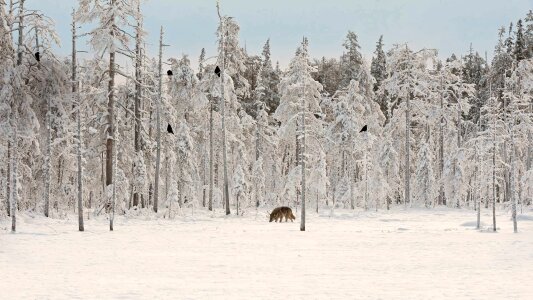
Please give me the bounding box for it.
[1,207,532,299]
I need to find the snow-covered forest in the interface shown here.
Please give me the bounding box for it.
[1,0,532,232]
[1,1,533,298]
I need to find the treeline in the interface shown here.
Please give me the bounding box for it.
[0,1,531,232]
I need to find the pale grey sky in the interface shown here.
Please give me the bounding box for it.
[27,0,532,69]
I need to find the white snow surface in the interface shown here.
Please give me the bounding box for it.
[1,207,532,299]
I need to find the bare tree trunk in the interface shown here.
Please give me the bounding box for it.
[72,12,84,231]
[11,125,17,232]
[11,0,24,232]
[44,86,51,217]
[300,80,306,232]
[133,2,143,208]
[6,141,10,217]
[209,98,214,211]
[107,0,116,231]
[153,26,164,213]
[510,131,517,233]
[16,0,23,66]
[439,76,445,205]
[255,106,262,208]
[217,4,231,215]
[491,86,497,232]
[405,91,411,208]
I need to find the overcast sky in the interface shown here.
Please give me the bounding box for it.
[27,0,531,69]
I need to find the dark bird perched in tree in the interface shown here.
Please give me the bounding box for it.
[167,70,173,76]
[35,52,40,62]
[314,113,322,120]
[360,125,367,133]
[167,124,174,134]
[215,66,221,77]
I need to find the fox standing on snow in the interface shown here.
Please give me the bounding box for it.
[269,207,296,222]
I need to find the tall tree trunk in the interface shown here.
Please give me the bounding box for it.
[491,86,497,232]
[107,0,116,231]
[16,0,23,66]
[11,0,24,232]
[217,4,231,215]
[6,141,10,217]
[133,2,143,208]
[439,76,445,205]
[11,125,17,232]
[300,80,306,232]
[255,109,260,208]
[72,11,84,231]
[209,98,214,211]
[37,25,51,217]
[405,91,411,207]
[153,26,164,213]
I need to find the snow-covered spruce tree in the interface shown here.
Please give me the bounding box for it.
[197,60,224,211]
[216,10,250,106]
[232,161,247,215]
[168,54,207,209]
[339,31,364,89]
[378,135,400,210]
[1,0,47,230]
[256,39,281,114]
[503,60,533,232]
[514,19,526,61]
[275,38,324,230]
[0,0,15,218]
[439,58,475,208]
[380,45,437,207]
[175,121,196,209]
[415,132,436,208]
[76,0,138,229]
[371,35,388,117]
[313,56,341,97]
[216,4,257,215]
[371,35,387,93]
[327,79,384,209]
[525,10,533,59]
[132,0,146,208]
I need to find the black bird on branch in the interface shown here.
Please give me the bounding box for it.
[167,124,174,134]
[360,125,367,133]
[215,66,221,77]
[167,70,173,76]
[35,52,40,62]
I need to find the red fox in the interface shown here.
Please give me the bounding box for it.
[269,207,296,222]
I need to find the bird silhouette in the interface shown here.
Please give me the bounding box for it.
[215,66,221,77]
[167,124,174,134]
[35,52,40,62]
[360,125,367,133]
[167,70,173,76]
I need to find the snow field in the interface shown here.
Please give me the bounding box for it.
[1,207,532,299]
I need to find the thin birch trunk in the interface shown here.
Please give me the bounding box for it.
[300,76,306,232]
[439,76,445,206]
[405,91,411,207]
[209,98,214,211]
[107,0,116,231]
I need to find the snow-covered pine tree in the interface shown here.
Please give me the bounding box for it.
[275,38,323,231]
[76,0,138,229]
